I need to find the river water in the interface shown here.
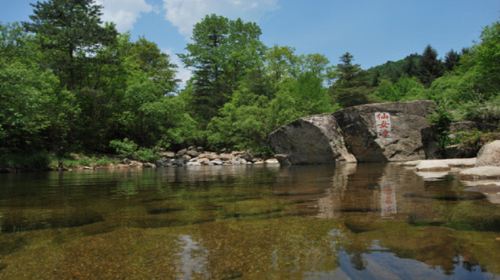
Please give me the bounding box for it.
[0,164,499,279]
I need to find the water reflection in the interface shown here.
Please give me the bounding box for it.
[0,164,499,279]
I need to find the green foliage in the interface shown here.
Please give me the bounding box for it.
[109,138,159,162]
[0,151,50,170]
[374,77,426,101]
[429,106,452,154]
[109,138,138,159]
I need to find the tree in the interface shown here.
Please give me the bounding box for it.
[418,45,444,87]
[180,15,265,125]
[444,50,460,71]
[24,0,117,90]
[329,52,372,107]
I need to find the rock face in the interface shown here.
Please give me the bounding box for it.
[333,100,437,162]
[268,114,356,165]
[476,140,500,167]
[269,100,438,164]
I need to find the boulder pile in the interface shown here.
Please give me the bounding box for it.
[155,146,278,167]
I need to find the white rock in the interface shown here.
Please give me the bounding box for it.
[476,140,500,167]
[415,160,451,172]
[265,158,280,165]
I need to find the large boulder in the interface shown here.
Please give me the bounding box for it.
[476,140,500,167]
[333,100,437,162]
[268,114,356,164]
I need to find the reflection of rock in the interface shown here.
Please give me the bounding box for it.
[177,235,208,279]
[269,114,356,164]
[317,163,357,218]
[459,166,500,180]
[476,140,500,167]
[464,184,500,204]
[415,171,449,181]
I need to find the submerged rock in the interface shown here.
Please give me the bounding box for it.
[476,140,500,167]
[268,114,356,164]
[0,210,104,233]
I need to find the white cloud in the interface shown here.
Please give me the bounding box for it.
[164,49,192,88]
[96,0,153,32]
[163,0,279,37]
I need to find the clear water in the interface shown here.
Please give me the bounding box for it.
[0,164,499,279]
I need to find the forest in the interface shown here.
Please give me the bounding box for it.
[1,0,499,169]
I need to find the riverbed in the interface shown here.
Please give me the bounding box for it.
[0,164,499,279]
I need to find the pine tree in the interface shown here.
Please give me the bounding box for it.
[417,45,444,87]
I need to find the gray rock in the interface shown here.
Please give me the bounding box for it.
[199,158,211,165]
[269,114,356,165]
[176,149,187,157]
[186,150,199,157]
[211,159,223,165]
[186,161,201,166]
[476,140,500,167]
[219,153,233,161]
[160,151,175,158]
[173,158,185,166]
[275,154,291,166]
[333,100,437,162]
[143,162,156,168]
[444,144,479,159]
[449,121,477,132]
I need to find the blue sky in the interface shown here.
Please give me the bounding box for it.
[1,0,499,83]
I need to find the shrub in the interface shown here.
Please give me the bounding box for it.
[109,138,138,159]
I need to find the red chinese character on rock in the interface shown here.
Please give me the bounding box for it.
[381,129,390,138]
[376,112,389,120]
[378,120,389,129]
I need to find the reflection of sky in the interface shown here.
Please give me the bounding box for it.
[305,249,493,280]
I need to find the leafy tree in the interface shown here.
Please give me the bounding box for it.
[374,77,426,101]
[180,15,265,124]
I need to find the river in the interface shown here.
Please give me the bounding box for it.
[0,164,499,279]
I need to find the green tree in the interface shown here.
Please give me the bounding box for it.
[444,50,460,71]
[418,45,444,87]
[24,0,117,90]
[330,52,372,107]
[180,15,265,124]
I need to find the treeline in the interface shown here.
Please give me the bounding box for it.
[1,0,499,167]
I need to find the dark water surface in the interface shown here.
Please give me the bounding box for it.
[0,164,499,279]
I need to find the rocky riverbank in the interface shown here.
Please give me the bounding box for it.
[155,147,279,167]
[404,140,500,204]
[44,147,280,172]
